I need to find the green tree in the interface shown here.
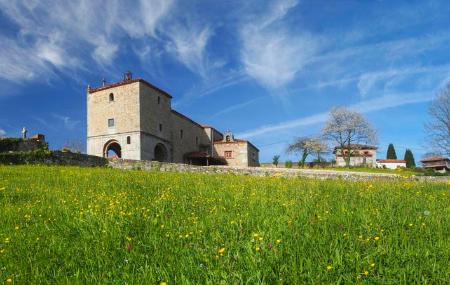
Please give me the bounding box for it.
[285,160,293,168]
[404,149,416,168]
[272,155,280,167]
[386,143,397,159]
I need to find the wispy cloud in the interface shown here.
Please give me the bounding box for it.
[240,0,320,89]
[237,91,433,139]
[0,129,6,137]
[52,114,80,130]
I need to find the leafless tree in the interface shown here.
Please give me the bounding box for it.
[63,139,84,153]
[286,136,327,167]
[322,107,377,167]
[426,84,450,156]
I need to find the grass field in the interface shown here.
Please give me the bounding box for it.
[1,165,449,284]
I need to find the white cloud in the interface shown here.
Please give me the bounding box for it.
[165,24,212,77]
[237,91,433,139]
[0,129,6,137]
[52,114,80,130]
[240,0,319,89]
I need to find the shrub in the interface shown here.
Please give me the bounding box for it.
[285,160,293,168]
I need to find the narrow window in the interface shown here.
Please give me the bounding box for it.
[180,129,183,139]
[196,136,199,145]
[109,93,114,102]
[159,123,163,132]
[127,136,131,144]
[108,118,115,127]
[158,96,161,104]
[225,151,232,158]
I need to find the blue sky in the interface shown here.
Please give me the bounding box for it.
[1,0,449,162]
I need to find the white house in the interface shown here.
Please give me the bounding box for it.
[376,159,406,169]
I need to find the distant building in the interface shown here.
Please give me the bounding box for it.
[86,73,259,167]
[376,159,406,169]
[333,144,377,167]
[420,156,450,173]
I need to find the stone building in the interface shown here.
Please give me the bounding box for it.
[87,73,259,167]
[333,144,377,167]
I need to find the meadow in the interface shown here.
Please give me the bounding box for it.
[0,165,449,284]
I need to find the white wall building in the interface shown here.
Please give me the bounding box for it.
[376,159,406,169]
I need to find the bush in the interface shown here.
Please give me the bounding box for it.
[285,160,293,168]
[0,138,48,153]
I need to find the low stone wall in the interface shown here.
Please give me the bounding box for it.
[0,151,108,167]
[108,158,429,181]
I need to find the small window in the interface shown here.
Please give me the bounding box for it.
[158,96,161,104]
[224,151,232,158]
[195,136,199,145]
[127,136,131,144]
[108,118,115,127]
[109,93,114,102]
[180,129,183,139]
[159,124,163,132]
[225,135,231,142]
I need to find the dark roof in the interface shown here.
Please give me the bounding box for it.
[88,78,173,98]
[420,156,449,163]
[171,110,204,129]
[334,144,377,150]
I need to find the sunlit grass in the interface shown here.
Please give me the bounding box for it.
[0,165,449,283]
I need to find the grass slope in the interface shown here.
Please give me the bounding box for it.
[0,166,449,284]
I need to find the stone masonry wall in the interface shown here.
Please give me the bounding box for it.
[107,158,449,182]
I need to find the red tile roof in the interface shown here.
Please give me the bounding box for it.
[377,159,406,163]
[420,156,449,162]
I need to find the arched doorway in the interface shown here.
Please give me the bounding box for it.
[154,143,168,162]
[104,140,122,158]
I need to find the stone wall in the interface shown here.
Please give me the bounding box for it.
[107,158,446,181]
[0,151,108,167]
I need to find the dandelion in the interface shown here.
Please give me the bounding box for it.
[370,263,375,268]
[0,249,5,254]
[255,246,261,252]
[363,271,369,276]
[6,278,12,283]
[15,226,19,230]
[326,265,333,272]
[276,239,281,244]
[409,223,413,227]
[218,248,225,255]
[160,282,167,285]
[374,236,380,241]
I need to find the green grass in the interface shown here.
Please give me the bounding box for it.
[0,165,449,284]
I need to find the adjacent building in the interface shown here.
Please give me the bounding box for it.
[333,144,377,167]
[420,156,450,173]
[86,73,259,167]
[376,159,406,169]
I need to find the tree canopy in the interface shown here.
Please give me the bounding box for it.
[386,143,397,159]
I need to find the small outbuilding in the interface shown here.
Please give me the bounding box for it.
[420,156,450,173]
[376,159,406,169]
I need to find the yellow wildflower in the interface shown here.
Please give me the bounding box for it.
[363,271,369,276]
[6,278,12,283]
[276,239,281,244]
[374,236,380,241]
[15,226,19,230]
[218,247,225,255]
[370,263,375,268]
[160,282,167,285]
[255,246,261,252]
[326,265,333,272]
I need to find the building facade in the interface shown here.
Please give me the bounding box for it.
[334,144,377,167]
[86,73,259,167]
[376,159,406,169]
[420,156,450,173]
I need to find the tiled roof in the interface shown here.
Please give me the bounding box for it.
[420,156,449,162]
[377,159,406,163]
[334,144,377,150]
[214,139,259,151]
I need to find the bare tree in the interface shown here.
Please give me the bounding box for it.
[286,137,327,167]
[322,107,377,167]
[63,139,85,153]
[426,84,450,156]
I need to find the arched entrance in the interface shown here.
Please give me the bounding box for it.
[154,143,168,162]
[103,140,122,158]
